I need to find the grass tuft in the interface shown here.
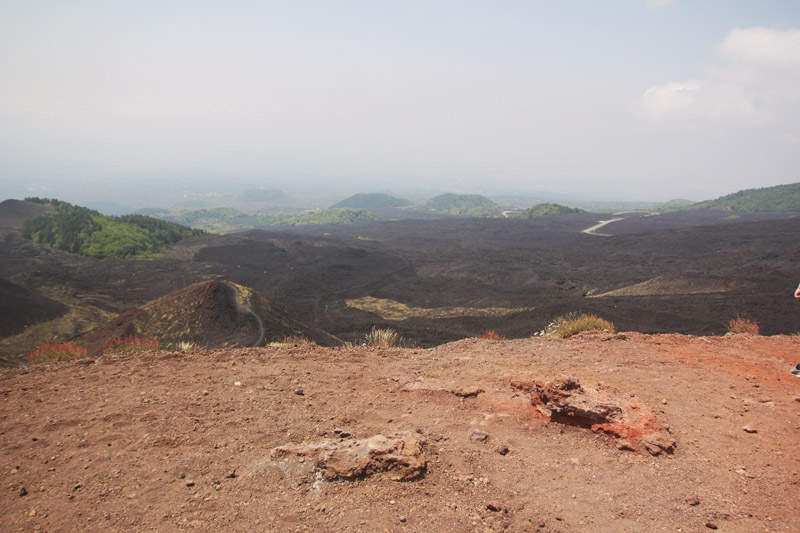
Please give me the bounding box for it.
[104,335,159,355]
[540,312,616,338]
[174,341,198,352]
[26,342,87,364]
[726,316,760,335]
[365,327,402,348]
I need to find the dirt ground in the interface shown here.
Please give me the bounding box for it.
[2,332,799,532]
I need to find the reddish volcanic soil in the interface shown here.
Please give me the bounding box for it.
[2,333,799,532]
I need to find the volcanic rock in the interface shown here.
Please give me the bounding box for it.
[530,375,676,456]
[271,431,427,481]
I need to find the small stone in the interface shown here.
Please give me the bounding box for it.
[399,516,406,523]
[185,480,195,487]
[294,389,305,396]
[19,487,27,497]
[225,469,237,479]
[454,386,483,398]
[705,522,718,530]
[661,399,667,405]
[470,429,490,442]
[687,498,700,506]
[496,446,509,456]
[487,501,503,512]
[742,425,758,433]
[234,382,242,387]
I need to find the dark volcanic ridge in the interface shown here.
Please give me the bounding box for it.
[0,278,68,338]
[74,280,339,355]
[0,199,54,229]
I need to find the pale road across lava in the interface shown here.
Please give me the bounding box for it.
[580,217,624,236]
[581,211,660,236]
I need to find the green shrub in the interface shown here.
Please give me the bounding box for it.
[26,342,87,363]
[726,316,760,335]
[104,335,159,354]
[365,327,402,348]
[542,313,616,338]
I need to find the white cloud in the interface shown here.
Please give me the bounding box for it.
[647,0,677,9]
[717,26,800,69]
[640,27,800,124]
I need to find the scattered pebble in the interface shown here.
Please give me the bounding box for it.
[470,429,490,442]
[294,389,305,396]
[742,425,757,433]
[496,446,509,456]
[234,382,242,387]
[185,480,195,487]
[19,487,27,497]
[705,522,718,530]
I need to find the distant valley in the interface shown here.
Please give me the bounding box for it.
[2,182,799,365]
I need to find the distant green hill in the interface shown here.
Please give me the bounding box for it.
[173,207,247,226]
[690,182,800,212]
[331,193,412,209]
[417,193,500,217]
[22,198,204,259]
[513,203,585,218]
[235,188,294,204]
[254,208,379,226]
[656,199,695,212]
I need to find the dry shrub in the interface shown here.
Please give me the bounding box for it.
[365,327,402,348]
[544,312,616,338]
[26,342,87,363]
[268,335,315,347]
[481,331,503,340]
[104,335,159,355]
[726,316,760,335]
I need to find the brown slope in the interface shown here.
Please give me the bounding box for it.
[0,199,54,229]
[73,280,339,355]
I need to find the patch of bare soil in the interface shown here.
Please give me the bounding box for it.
[2,333,799,532]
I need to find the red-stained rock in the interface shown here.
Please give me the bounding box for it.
[271,431,427,481]
[530,375,676,456]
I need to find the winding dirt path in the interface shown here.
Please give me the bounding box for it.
[223,281,265,346]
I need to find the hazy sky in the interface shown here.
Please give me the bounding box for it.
[2,0,799,202]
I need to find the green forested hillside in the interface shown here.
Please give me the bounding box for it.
[690,182,800,212]
[512,203,585,218]
[22,198,204,258]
